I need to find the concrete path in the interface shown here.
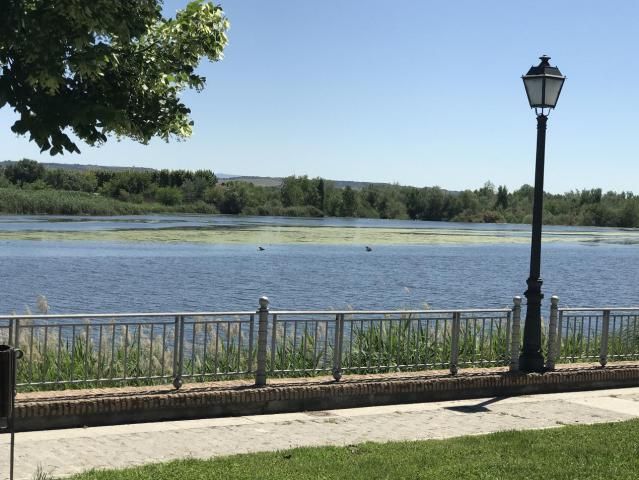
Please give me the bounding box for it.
[4,387,639,479]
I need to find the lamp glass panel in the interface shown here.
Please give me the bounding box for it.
[543,77,564,107]
[523,77,543,107]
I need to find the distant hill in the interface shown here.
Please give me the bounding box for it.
[221,175,394,190]
[0,160,154,172]
[1,160,439,191]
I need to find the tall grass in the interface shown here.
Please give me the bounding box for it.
[0,188,218,215]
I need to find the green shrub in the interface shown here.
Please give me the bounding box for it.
[155,187,183,206]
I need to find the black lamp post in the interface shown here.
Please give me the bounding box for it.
[519,55,566,372]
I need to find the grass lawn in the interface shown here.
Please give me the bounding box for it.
[68,419,639,480]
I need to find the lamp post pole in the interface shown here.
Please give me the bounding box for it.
[519,113,547,372]
[519,55,565,373]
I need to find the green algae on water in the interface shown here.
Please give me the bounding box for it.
[0,225,635,245]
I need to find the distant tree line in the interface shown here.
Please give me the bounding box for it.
[1,159,639,227]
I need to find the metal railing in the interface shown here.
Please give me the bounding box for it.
[265,308,513,380]
[2,295,638,391]
[0,312,255,389]
[549,304,639,367]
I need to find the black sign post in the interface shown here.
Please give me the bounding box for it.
[0,345,22,480]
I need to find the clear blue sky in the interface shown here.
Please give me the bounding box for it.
[2,1,638,193]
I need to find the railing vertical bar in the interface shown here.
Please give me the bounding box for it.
[192,321,198,376]
[172,316,180,386]
[135,324,142,378]
[319,320,326,370]
[600,309,610,367]
[359,318,364,368]
[379,318,386,370]
[174,316,185,388]
[214,323,220,375]
[450,312,460,375]
[505,311,512,362]
[628,315,637,357]
[14,318,20,349]
[301,321,308,372]
[593,316,600,360]
[435,317,446,365]
[423,319,430,367]
[612,314,618,358]
[415,316,421,366]
[625,315,630,358]
[123,324,129,380]
[559,314,565,358]
[109,324,116,380]
[161,323,167,377]
[69,325,77,382]
[343,319,351,370]
[97,324,104,381]
[332,314,343,381]
[202,320,210,375]
[84,324,90,381]
[470,317,479,366]
[292,321,299,371]
[481,316,486,364]
[488,317,494,365]
[395,316,401,368]
[572,317,583,358]
[248,314,255,373]
[237,321,243,373]
[347,317,354,370]
[280,319,288,370]
[585,315,592,358]
[28,325,34,384]
[224,322,231,374]
[56,324,62,383]
[269,314,277,371]
[312,320,319,372]
[148,323,155,378]
[406,315,412,367]
[632,315,637,357]
[42,325,49,384]
[8,318,14,348]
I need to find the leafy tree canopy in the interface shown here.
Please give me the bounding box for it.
[0,0,229,155]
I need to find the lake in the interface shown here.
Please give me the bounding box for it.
[1,215,638,314]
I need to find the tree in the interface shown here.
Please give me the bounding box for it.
[3,159,45,184]
[281,176,304,207]
[495,185,509,209]
[341,186,358,217]
[0,1,229,155]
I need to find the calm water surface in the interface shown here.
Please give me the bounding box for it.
[1,215,638,314]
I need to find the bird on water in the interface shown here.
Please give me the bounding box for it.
[258,246,265,251]
[365,246,372,252]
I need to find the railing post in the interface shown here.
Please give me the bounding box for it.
[449,312,460,375]
[172,316,184,389]
[255,296,269,387]
[332,314,344,381]
[545,296,559,370]
[510,296,522,372]
[600,309,610,367]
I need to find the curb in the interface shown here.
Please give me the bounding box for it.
[13,365,639,431]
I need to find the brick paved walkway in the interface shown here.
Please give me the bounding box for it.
[3,387,639,479]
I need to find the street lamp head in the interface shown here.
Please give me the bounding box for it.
[522,55,566,112]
